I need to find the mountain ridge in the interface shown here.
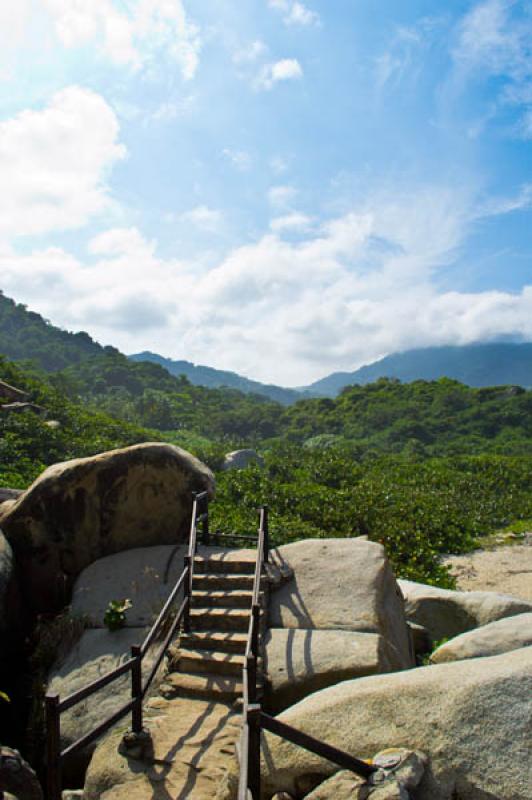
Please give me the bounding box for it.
[128,351,316,405]
[304,343,532,396]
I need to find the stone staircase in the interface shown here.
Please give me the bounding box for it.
[161,553,268,703]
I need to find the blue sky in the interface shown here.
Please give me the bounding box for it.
[1,0,531,385]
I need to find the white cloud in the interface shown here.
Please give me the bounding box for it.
[0,86,126,238]
[222,148,252,171]
[268,185,297,209]
[177,205,223,232]
[42,0,201,79]
[257,58,303,90]
[268,0,320,27]
[453,0,532,135]
[232,40,267,65]
[3,182,532,385]
[270,212,313,232]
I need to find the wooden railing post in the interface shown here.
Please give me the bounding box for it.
[247,704,261,800]
[45,693,61,800]
[183,556,191,633]
[130,645,143,734]
[202,495,210,546]
[261,506,269,563]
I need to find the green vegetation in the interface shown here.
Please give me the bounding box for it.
[2,293,532,589]
[103,599,132,631]
[210,447,532,586]
[0,356,158,487]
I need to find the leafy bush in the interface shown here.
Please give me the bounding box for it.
[103,599,132,631]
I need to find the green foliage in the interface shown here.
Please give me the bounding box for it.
[103,599,132,631]
[0,356,162,486]
[211,446,532,586]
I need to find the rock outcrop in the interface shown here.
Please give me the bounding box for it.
[71,545,187,627]
[398,579,532,642]
[264,629,397,713]
[83,696,241,800]
[269,539,414,671]
[47,626,152,777]
[431,612,532,663]
[0,529,14,632]
[0,443,214,615]
[0,487,23,506]
[258,645,532,800]
[222,449,264,471]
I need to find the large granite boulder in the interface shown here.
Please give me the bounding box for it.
[46,626,160,783]
[0,487,23,506]
[264,629,398,713]
[269,539,414,670]
[0,443,214,615]
[259,646,532,800]
[71,545,187,627]
[398,579,532,642]
[0,529,14,632]
[431,612,532,663]
[222,449,264,471]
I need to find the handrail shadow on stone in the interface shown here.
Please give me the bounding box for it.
[44,489,209,800]
[238,508,379,800]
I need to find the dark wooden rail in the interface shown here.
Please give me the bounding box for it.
[44,490,209,800]
[237,506,377,799]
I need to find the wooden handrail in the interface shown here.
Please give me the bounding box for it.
[44,490,207,800]
[238,505,377,798]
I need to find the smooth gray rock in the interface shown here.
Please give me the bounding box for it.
[431,612,532,663]
[0,487,22,505]
[259,646,532,800]
[222,449,264,470]
[72,545,187,627]
[269,539,414,669]
[398,579,532,642]
[264,628,396,712]
[46,626,160,781]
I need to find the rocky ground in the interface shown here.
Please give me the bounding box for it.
[444,532,532,601]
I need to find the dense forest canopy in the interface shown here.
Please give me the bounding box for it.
[2,291,532,586]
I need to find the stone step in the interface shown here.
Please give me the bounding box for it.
[160,672,243,702]
[193,556,256,575]
[193,573,265,591]
[178,631,249,654]
[189,608,251,632]
[175,648,251,677]
[191,590,256,609]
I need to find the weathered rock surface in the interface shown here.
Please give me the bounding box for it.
[0,487,22,505]
[222,449,264,471]
[398,579,532,642]
[71,545,187,627]
[303,770,366,799]
[259,645,532,800]
[264,628,396,712]
[83,696,241,799]
[46,626,158,781]
[269,539,414,669]
[431,612,532,663]
[0,529,14,631]
[0,443,214,615]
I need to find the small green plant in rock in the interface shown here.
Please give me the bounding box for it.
[104,599,132,631]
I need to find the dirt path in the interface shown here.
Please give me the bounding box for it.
[444,533,532,602]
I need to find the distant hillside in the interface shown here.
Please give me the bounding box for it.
[0,291,109,370]
[129,351,311,405]
[306,343,532,396]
